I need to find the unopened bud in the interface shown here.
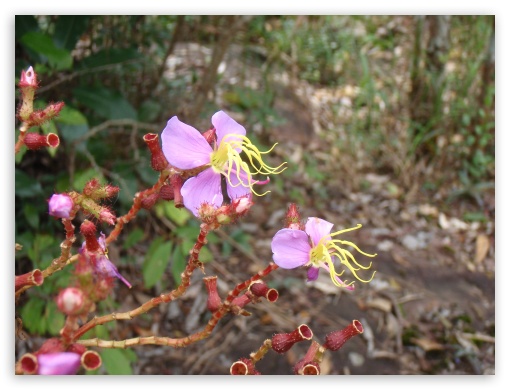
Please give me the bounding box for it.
[57,287,86,316]
[271,324,313,354]
[204,276,222,312]
[141,192,160,209]
[285,203,303,230]
[19,66,38,88]
[324,320,363,351]
[234,196,253,214]
[202,127,217,144]
[48,193,74,219]
[80,220,100,252]
[159,184,174,201]
[143,133,168,171]
[99,207,116,225]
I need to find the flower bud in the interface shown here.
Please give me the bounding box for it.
[159,184,174,201]
[99,207,116,225]
[19,66,38,88]
[204,276,222,312]
[202,127,216,144]
[141,192,160,209]
[324,320,363,352]
[230,358,260,375]
[80,220,100,252]
[57,287,86,316]
[271,324,313,354]
[285,203,304,230]
[249,281,278,303]
[48,193,74,219]
[143,133,168,171]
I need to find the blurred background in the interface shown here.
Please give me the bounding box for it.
[15,15,495,375]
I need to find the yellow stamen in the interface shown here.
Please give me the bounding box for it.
[310,224,377,287]
[209,133,286,196]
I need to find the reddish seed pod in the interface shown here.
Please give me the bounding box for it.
[24,132,59,150]
[15,269,43,292]
[271,324,313,354]
[203,276,222,312]
[249,281,279,302]
[143,133,168,171]
[81,350,102,371]
[324,320,364,351]
[230,358,260,375]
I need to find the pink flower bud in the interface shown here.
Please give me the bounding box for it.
[324,320,364,351]
[202,127,217,144]
[57,287,85,316]
[285,203,304,229]
[230,358,260,375]
[19,66,38,88]
[37,352,81,375]
[99,207,116,225]
[234,196,253,214]
[271,324,313,354]
[48,193,74,219]
[80,220,100,252]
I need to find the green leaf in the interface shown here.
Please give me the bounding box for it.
[124,228,145,249]
[15,15,39,41]
[78,48,141,69]
[100,349,133,375]
[155,202,191,226]
[200,246,213,263]
[15,169,43,198]
[27,234,56,267]
[53,16,90,51]
[73,87,137,120]
[20,296,47,335]
[19,31,73,70]
[171,246,187,285]
[143,239,173,289]
[23,203,40,229]
[44,301,65,335]
[56,106,88,125]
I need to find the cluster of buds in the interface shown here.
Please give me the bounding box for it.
[198,196,253,228]
[16,338,102,375]
[17,66,65,137]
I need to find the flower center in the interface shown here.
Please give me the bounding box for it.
[209,133,286,196]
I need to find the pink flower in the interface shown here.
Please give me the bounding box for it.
[79,233,132,288]
[37,352,81,375]
[48,193,74,218]
[271,218,376,289]
[161,111,285,216]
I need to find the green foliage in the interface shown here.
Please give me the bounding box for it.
[143,238,173,289]
[100,349,137,375]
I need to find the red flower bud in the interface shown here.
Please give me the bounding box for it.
[159,184,174,201]
[99,207,116,225]
[37,338,65,355]
[249,281,279,303]
[83,179,101,197]
[202,127,217,144]
[141,192,160,209]
[271,324,313,354]
[285,203,304,230]
[324,320,364,351]
[80,220,100,252]
[143,133,168,171]
[230,358,260,375]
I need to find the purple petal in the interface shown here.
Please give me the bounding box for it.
[181,168,223,216]
[271,229,311,269]
[306,266,320,282]
[95,255,132,288]
[211,111,246,144]
[226,163,252,201]
[37,352,81,375]
[305,217,334,246]
[161,116,212,169]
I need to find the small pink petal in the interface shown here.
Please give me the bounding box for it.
[306,266,320,282]
[181,168,223,216]
[211,111,246,144]
[305,217,334,246]
[271,229,311,269]
[161,116,212,169]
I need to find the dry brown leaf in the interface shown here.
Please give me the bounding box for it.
[366,297,392,313]
[410,337,444,352]
[475,234,490,264]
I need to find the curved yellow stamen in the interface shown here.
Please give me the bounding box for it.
[310,224,377,287]
[210,133,286,196]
